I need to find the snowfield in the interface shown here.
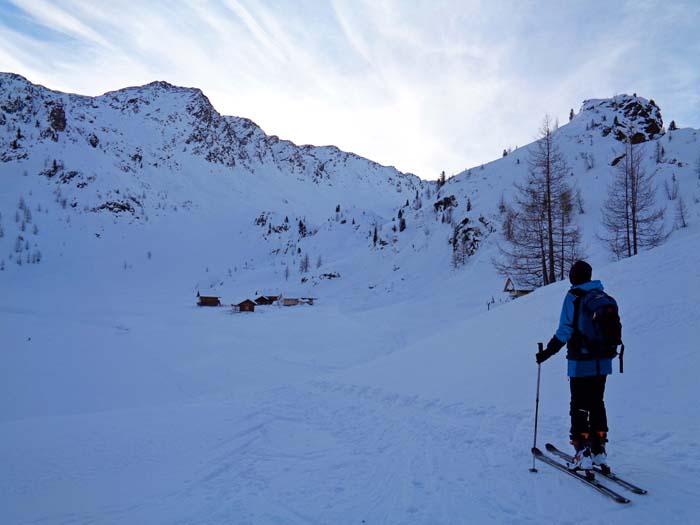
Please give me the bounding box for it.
[1,230,699,523]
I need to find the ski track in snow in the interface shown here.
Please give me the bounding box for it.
[3,371,700,523]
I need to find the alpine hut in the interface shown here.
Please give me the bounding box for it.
[197,291,222,307]
[503,277,533,299]
[255,295,280,305]
[237,299,256,312]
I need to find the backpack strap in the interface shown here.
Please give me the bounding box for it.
[569,288,588,350]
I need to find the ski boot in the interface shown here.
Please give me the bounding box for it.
[569,434,594,479]
[591,431,610,475]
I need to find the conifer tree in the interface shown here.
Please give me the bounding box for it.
[496,116,582,287]
[600,140,667,258]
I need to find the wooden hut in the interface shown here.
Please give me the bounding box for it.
[503,277,533,299]
[255,295,280,305]
[197,292,222,307]
[237,299,256,312]
[283,298,300,307]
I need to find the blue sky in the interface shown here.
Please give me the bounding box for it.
[0,0,698,179]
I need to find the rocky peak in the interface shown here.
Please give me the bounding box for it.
[578,94,663,144]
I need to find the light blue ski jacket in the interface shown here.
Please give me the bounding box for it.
[555,280,613,378]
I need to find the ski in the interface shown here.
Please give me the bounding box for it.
[532,447,631,504]
[544,443,647,495]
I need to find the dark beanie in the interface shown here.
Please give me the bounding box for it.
[569,260,592,286]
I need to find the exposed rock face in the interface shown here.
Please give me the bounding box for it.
[48,105,66,132]
[580,95,663,144]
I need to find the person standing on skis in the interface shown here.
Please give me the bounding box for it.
[535,260,621,472]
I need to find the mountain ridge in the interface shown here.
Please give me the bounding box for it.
[0,72,698,309]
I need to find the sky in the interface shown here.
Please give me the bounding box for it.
[0,0,698,179]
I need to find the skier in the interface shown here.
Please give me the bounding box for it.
[535,260,619,472]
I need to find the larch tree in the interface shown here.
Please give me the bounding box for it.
[600,140,667,258]
[299,253,310,274]
[676,196,688,229]
[496,116,582,288]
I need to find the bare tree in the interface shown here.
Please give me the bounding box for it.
[495,117,582,287]
[495,182,551,288]
[557,188,582,280]
[655,141,664,164]
[663,174,679,200]
[501,203,516,242]
[676,196,688,229]
[451,226,462,270]
[600,140,667,258]
[575,187,585,214]
[299,253,310,273]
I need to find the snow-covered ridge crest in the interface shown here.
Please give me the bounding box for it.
[0,72,420,200]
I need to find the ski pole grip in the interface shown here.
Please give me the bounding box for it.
[538,342,543,352]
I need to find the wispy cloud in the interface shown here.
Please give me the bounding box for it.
[8,0,111,47]
[0,0,697,178]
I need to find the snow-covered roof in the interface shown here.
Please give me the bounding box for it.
[504,276,531,292]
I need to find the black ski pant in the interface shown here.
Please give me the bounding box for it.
[569,374,608,447]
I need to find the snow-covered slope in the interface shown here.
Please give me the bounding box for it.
[1,226,698,523]
[1,75,699,311]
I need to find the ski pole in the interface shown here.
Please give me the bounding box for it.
[530,342,543,473]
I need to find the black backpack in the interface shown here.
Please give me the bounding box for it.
[570,288,625,372]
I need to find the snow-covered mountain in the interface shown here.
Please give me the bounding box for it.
[2,74,698,308]
[0,72,420,215]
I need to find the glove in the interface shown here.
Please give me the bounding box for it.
[535,336,565,364]
[535,348,553,364]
